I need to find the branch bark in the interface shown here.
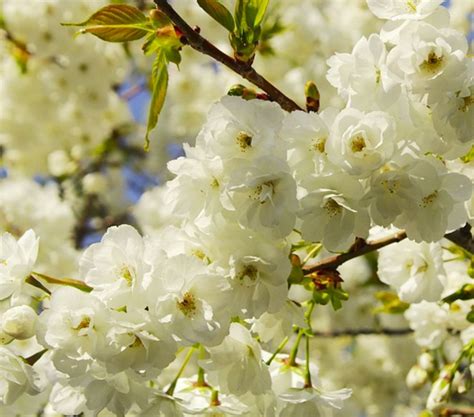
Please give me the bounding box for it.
[440,406,474,417]
[304,225,473,275]
[153,0,303,113]
[303,231,408,275]
[445,223,474,254]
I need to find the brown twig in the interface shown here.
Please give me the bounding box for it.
[440,406,474,416]
[311,328,413,338]
[303,231,408,275]
[153,0,303,113]
[303,225,473,275]
[445,223,474,254]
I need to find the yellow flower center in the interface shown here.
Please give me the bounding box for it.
[323,198,343,217]
[236,131,253,151]
[311,137,326,153]
[420,191,438,208]
[350,135,366,153]
[420,52,444,74]
[177,292,197,317]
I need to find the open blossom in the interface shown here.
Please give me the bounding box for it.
[200,323,271,396]
[80,225,150,309]
[391,157,471,242]
[405,301,449,349]
[165,156,225,229]
[197,222,291,317]
[222,157,297,238]
[0,347,38,405]
[0,230,39,301]
[327,34,400,109]
[147,254,232,347]
[0,0,471,415]
[378,240,446,303]
[367,0,444,20]
[299,173,370,252]
[386,21,468,99]
[37,287,111,360]
[432,81,474,146]
[195,96,286,162]
[280,109,336,179]
[326,108,397,177]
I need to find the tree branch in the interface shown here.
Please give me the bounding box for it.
[440,406,474,417]
[311,328,413,338]
[445,223,474,254]
[303,231,408,275]
[303,224,473,275]
[153,0,303,113]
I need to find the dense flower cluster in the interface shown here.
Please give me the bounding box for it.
[0,0,132,175]
[0,1,472,416]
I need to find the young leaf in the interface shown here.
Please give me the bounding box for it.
[197,0,235,32]
[145,52,169,150]
[62,4,151,42]
[232,0,270,62]
[246,0,269,29]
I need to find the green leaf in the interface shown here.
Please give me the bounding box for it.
[145,52,169,150]
[142,26,182,65]
[197,0,235,32]
[328,287,349,311]
[313,290,329,306]
[232,0,270,62]
[288,264,304,285]
[62,4,151,42]
[234,0,246,32]
[247,0,269,28]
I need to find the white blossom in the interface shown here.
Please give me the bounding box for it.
[0,347,38,405]
[326,108,397,177]
[378,240,446,303]
[200,323,271,396]
[0,230,39,301]
[367,0,444,21]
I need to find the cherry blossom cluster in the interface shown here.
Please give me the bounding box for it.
[0,1,472,416]
[0,0,132,175]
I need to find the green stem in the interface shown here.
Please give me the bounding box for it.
[305,301,315,331]
[166,347,195,396]
[265,336,290,366]
[304,335,312,388]
[196,345,208,387]
[288,328,304,367]
[210,389,220,406]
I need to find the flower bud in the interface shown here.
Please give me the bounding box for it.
[418,352,435,372]
[305,81,320,113]
[406,364,428,390]
[426,367,452,411]
[452,367,472,394]
[47,150,76,177]
[2,305,38,340]
[82,172,107,195]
